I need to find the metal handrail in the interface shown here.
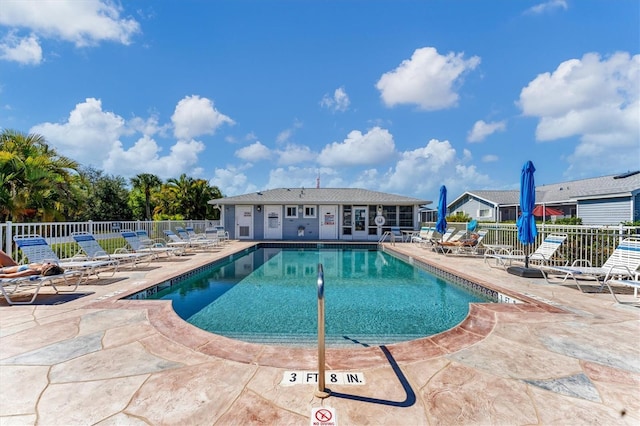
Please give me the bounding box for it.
[315,263,330,398]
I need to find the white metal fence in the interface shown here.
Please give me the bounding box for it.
[436,222,640,268]
[1,220,214,263]
[1,220,638,268]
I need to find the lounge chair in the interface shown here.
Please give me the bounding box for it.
[136,229,190,252]
[484,233,568,270]
[13,235,119,281]
[163,229,220,251]
[1,269,83,305]
[411,227,435,244]
[421,227,455,249]
[176,226,220,246]
[72,232,153,268]
[539,236,640,292]
[604,277,640,305]
[120,231,184,258]
[438,229,489,256]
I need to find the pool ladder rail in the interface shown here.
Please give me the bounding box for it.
[315,263,330,399]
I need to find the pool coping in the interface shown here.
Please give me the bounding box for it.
[86,242,568,369]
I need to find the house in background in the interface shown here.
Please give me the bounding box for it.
[209,188,429,241]
[447,171,640,226]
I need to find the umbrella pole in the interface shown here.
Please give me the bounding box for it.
[525,245,529,268]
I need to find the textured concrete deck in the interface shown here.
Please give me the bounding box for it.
[1,241,639,425]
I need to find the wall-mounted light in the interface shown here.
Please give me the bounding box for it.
[256,205,262,212]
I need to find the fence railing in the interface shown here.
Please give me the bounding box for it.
[0,220,215,263]
[431,222,639,268]
[2,220,638,268]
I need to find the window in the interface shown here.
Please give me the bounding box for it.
[478,209,491,218]
[285,205,298,218]
[303,205,316,218]
[399,206,413,227]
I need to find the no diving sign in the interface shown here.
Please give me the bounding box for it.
[311,406,336,426]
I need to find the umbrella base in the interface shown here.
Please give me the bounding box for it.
[507,266,544,278]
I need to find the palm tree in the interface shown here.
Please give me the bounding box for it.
[0,129,80,221]
[161,174,222,219]
[130,173,162,220]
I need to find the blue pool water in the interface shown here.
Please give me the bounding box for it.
[144,247,489,347]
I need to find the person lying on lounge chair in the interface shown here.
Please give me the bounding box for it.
[436,233,480,247]
[0,249,64,278]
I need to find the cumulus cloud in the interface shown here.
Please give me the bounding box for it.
[276,144,316,166]
[376,47,480,110]
[378,139,491,201]
[320,87,350,112]
[0,32,42,65]
[29,97,208,179]
[482,154,499,162]
[525,0,568,15]
[0,0,140,50]
[518,51,640,174]
[210,166,254,196]
[171,95,234,140]
[235,141,272,162]
[467,120,507,142]
[318,127,396,167]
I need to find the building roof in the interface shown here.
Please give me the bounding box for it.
[451,171,640,207]
[209,188,430,206]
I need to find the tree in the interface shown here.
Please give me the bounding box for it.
[130,173,162,220]
[80,167,133,221]
[0,129,80,222]
[159,174,223,219]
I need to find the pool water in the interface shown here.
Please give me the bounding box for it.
[147,247,489,347]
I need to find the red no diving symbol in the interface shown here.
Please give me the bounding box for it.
[315,408,332,422]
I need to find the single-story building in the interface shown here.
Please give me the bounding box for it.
[208,188,430,241]
[447,171,640,226]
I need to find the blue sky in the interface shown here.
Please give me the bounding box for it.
[1,0,638,205]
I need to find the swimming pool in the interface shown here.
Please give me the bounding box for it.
[131,246,493,347]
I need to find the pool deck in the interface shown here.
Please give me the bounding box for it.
[1,241,639,425]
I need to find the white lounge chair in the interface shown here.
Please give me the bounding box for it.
[72,232,152,268]
[539,236,640,292]
[411,227,434,244]
[422,227,456,248]
[485,234,568,270]
[120,231,184,258]
[176,226,220,246]
[163,229,220,251]
[440,229,489,256]
[604,277,640,305]
[1,270,83,305]
[13,235,119,281]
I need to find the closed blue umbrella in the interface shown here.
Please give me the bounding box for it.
[516,161,538,268]
[436,185,448,234]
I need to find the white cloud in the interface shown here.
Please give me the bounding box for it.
[318,126,396,167]
[0,32,42,65]
[525,0,568,15]
[378,139,491,201]
[518,51,640,174]
[171,95,234,140]
[29,97,206,179]
[376,47,480,110]
[320,86,350,112]
[210,166,254,196]
[276,144,316,166]
[266,166,326,189]
[235,141,272,162]
[0,0,140,48]
[467,120,506,142]
[482,155,499,162]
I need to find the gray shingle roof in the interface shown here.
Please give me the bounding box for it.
[209,188,430,205]
[461,171,640,206]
